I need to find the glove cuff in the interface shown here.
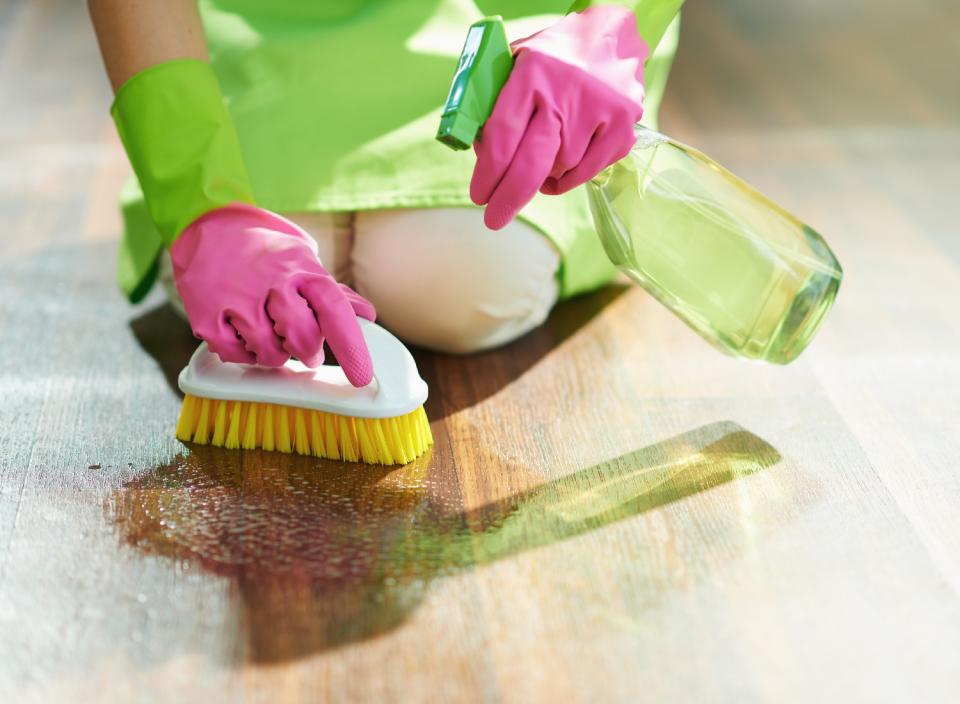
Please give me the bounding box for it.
[111,59,255,246]
[510,6,648,109]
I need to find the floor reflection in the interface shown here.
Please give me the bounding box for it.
[106,421,780,663]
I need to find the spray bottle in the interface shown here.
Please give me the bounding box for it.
[437,17,842,364]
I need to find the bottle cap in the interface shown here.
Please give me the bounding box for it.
[436,17,513,151]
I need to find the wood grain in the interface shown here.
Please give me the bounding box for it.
[2,0,959,702]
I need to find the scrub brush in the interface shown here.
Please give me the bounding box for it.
[175,320,433,465]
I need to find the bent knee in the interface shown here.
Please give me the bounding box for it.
[352,208,560,353]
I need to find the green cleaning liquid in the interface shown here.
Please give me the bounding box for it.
[586,128,842,363]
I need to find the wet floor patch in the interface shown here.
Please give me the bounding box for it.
[105,421,781,663]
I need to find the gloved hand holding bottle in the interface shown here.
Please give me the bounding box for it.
[471,6,649,230]
[440,10,843,364]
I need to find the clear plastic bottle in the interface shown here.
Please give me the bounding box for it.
[586,127,842,364]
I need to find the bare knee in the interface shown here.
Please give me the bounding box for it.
[351,208,560,354]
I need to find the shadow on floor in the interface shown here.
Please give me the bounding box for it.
[415,283,630,419]
[128,302,198,398]
[105,420,781,664]
[127,284,630,411]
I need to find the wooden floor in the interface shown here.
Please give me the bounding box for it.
[2,1,959,702]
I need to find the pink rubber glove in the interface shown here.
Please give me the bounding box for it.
[470,6,648,230]
[170,203,376,387]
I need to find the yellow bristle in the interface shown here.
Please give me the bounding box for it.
[339,416,358,462]
[355,419,377,463]
[392,417,414,464]
[419,407,434,448]
[175,392,431,465]
[309,411,325,458]
[176,395,198,442]
[403,414,421,459]
[255,403,267,447]
[194,398,212,444]
[225,401,243,449]
[380,418,403,464]
[293,408,310,455]
[422,410,432,448]
[277,406,292,453]
[379,418,396,463]
[368,418,399,464]
[211,401,228,446]
[403,412,417,453]
[391,420,406,461]
[363,418,393,464]
[262,404,275,451]
[241,402,258,450]
[420,411,432,443]
[323,413,340,460]
[397,415,416,460]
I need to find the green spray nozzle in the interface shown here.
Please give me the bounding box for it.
[436,16,513,151]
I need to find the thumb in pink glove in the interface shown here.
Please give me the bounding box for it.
[470,6,648,230]
[170,203,376,387]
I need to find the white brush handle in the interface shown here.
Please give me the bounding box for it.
[177,319,429,419]
[356,319,428,408]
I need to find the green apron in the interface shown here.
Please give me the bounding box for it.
[118,1,681,302]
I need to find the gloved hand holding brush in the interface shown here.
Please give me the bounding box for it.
[171,203,376,387]
[104,33,375,386]
[471,5,649,230]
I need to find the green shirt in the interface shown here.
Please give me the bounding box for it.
[117,1,681,302]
